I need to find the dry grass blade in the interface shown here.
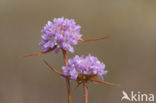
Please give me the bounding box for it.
[90,78,120,87]
[78,36,110,43]
[43,59,67,78]
[22,46,57,57]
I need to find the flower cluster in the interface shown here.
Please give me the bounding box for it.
[39,17,82,53]
[62,54,108,81]
[24,17,118,103]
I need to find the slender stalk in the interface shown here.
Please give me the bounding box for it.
[66,78,71,103]
[62,49,71,103]
[62,49,68,66]
[83,82,88,103]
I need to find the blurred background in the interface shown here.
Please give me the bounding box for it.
[0,0,156,103]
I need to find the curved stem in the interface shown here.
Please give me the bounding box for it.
[62,49,71,103]
[83,82,88,103]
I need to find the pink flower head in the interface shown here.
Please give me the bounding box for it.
[62,54,108,81]
[39,17,82,53]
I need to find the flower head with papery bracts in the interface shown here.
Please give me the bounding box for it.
[39,17,82,53]
[62,54,108,83]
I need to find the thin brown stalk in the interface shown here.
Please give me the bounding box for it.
[83,82,88,103]
[78,36,110,43]
[66,78,71,103]
[90,78,120,87]
[62,49,71,103]
[62,49,68,65]
[23,46,57,57]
